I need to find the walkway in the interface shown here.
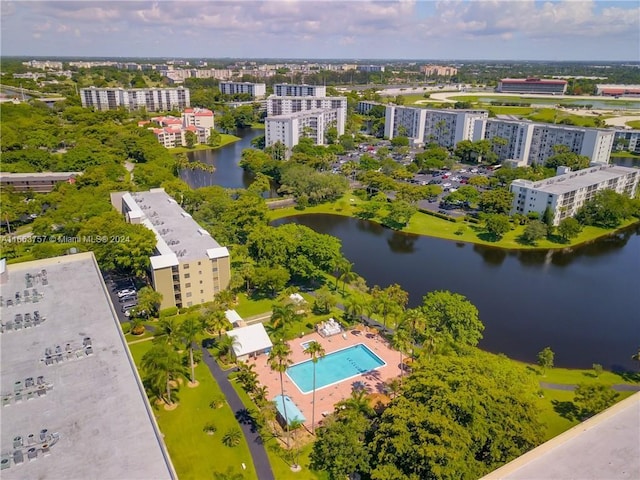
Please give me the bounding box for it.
[201,347,275,480]
[540,382,640,392]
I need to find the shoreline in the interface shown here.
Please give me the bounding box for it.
[268,196,640,252]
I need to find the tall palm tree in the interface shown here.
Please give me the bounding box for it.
[344,296,364,323]
[333,257,351,290]
[141,342,183,405]
[392,325,411,386]
[268,341,293,450]
[304,340,326,434]
[202,306,229,338]
[154,317,180,346]
[179,316,201,385]
[270,302,301,338]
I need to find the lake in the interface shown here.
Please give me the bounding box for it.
[273,214,640,371]
[180,128,264,189]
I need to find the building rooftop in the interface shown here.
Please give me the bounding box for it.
[273,395,306,426]
[512,164,639,195]
[500,78,568,85]
[0,172,81,182]
[483,392,640,480]
[266,108,335,120]
[226,323,273,357]
[0,253,175,479]
[121,189,227,265]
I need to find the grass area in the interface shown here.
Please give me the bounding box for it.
[267,191,639,251]
[230,379,328,480]
[626,120,640,129]
[250,123,266,130]
[611,151,640,159]
[535,365,640,386]
[127,341,258,480]
[171,133,240,154]
[235,292,276,318]
[525,108,604,127]
[446,94,640,108]
[488,106,535,116]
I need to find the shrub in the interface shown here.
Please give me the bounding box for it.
[203,422,217,435]
[159,306,179,318]
[222,427,242,447]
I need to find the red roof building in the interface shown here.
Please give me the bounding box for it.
[497,78,568,95]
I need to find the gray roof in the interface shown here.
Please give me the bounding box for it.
[0,253,175,480]
[125,189,225,263]
[483,392,640,480]
[512,165,639,195]
[0,172,81,182]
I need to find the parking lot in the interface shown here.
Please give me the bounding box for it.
[103,274,140,323]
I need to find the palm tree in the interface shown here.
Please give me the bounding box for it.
[202,306,229,338]
[392,325,411,386]
[333,257,351,290]
[338,388,373,418]
[236,362,259,393]
[252,385,269,406]
[344,296,364,323]
[217,334,241,363]
[141,342,184,406]
[154,317,180,346]
[268,341,293,450]
[179,316,201,385]
[270,303,301,338]
[304,340,326,434]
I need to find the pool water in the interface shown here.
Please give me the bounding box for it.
[286,344,386,394]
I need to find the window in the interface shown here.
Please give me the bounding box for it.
[200,290,204,294]
[185,283,191,288]
[199,280,203,284]
[184,273,190,279]
[198,261,201,266]
[183,264,190,269]
[186,292,192,298]
[213,267,218,272]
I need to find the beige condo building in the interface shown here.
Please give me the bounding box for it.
[112,188,230,310]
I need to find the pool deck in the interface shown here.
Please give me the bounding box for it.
[249,327,403,429]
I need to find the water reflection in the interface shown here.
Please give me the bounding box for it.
[273,214,640,370]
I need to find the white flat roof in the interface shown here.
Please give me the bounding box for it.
[225,309,243,325]
[483,392,640,480]
[0,253,175,479]
[227,323,273,357]
[150,253,179,270]
[207,247,230,260]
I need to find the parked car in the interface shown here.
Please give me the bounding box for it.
[119,294,137,303]
[121,302,138,312]
[117,289,136,298]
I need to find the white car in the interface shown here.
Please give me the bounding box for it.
[459,169,467,173]
[443,182,452,188]
[117,289,136,298]
[471,168,478,173]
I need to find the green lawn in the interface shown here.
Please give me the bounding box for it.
[445,94,640,108]
[488,106,534,116]
[127,341,258,480]
[235,293,277,318]
[610,151,640,159]
[626,120,640,129]
[268,191,639,251]
[171,133,240,154]
[230,380,328,480]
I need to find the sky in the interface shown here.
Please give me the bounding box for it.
[1,0,639,61]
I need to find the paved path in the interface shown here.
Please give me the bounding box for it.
[201,347,275,480]
[540,381,640,392]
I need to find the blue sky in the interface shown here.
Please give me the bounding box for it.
[1,1,639,61]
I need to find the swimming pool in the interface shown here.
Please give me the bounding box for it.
[286,343,386,394]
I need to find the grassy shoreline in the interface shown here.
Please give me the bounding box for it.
[170,133,241,154]
[268,192,639,251]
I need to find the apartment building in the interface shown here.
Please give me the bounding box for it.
[357,65,386,73]
[384,106,488,148]
[267,95,347,116]
[614,129,640,154]
[472,119,536,165]
[80,87,190,112]
[273,84,326,97]
[510,164,639,225]
[113,189,230,310]
[0,172,81,193]
[219,82,267,99]
[182,108,214,130]
[420,65,458,77]
[528,125,614,165]
[356,101,384,115]
[0,253,176,479]
[265,109,345,154]
[497,78,567,95]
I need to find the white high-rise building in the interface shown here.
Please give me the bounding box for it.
[80,87,190,112]
[510,164,639,225]
[265,109,345,155]
[384,106,487,148]
[219,82,267,99]
[472,119,537,165]
[273,84,326,97]
[528,125,614,166]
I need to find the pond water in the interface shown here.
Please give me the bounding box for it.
[273,214,640,371]
[179,128,264,190]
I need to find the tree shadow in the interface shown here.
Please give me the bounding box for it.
[235,408,259,433]
[552,400,578,421]
[477,232,501,243]
[547,233,569,244]
[611,367,640,383]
